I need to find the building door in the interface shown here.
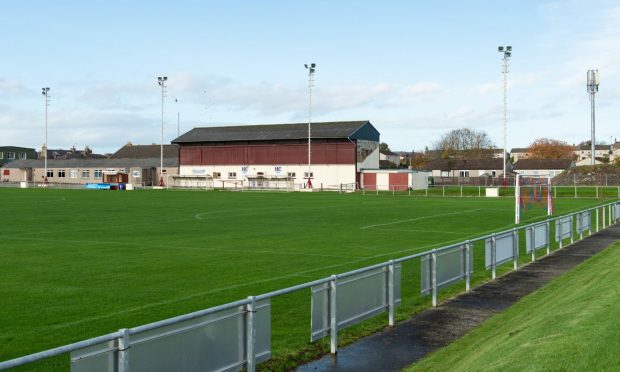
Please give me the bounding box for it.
[363,173,377,190]
[389,173,408,191]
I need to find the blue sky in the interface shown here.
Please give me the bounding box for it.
[1,1,618,154]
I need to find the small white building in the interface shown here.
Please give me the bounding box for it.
[360,169,430,191]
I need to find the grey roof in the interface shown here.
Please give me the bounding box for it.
[414,158,507,171]
[172,121,374,143]
[513,158,574,170]
[510,148,530,153]
[3,157,178,169]
[111,144,178,159]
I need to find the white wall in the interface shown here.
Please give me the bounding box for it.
[179,164,357,189]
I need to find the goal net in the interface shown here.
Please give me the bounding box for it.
[515,175,553,224]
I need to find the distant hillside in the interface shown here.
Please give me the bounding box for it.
[553,164,620,186]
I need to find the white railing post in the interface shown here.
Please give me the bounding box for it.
[465,241,471,292]
[330,275,338,354]
[603,205,606,229]
[530,226,536,262]
[246,296,256,372]
[546,220,551,255]
[596,207,599,232]
[460,185,463,197]
[388,260,395,326]
[559,219,563,249]
[118,328,130,372]
[579,213,584,240]
[431,250,438,307]
[491,234,497,280]
[570,215,574,245]
[512,228,518,270]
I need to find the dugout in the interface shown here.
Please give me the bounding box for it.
[360,169,430,191]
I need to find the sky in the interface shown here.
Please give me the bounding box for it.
[1,0,619,154]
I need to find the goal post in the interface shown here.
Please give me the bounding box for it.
[515,174,553,224]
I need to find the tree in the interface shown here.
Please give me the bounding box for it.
[410,152,428,168]
[433,128,494,159]
[527,138,574,159]
[379,142,391,153]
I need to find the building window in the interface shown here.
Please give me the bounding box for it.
[441,171,449,177]
[287,172,296,178]
[0,152,3,159]
[7,152,15,160]
[19,152,27,159]
[161,169,167,174]
[459,171,470,177]
[274,166,282,173]
[46,169,53,178]
[492,171,497,177]
[228,172,237,179]
[70,169,78,179]
[304,172,314,178]
[213,172,221,179]
[82,170,90,178]
[257,172,264,177]
[94,169,103,178]
[58,169,66,178]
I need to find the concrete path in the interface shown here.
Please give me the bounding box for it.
[297,224,620,372]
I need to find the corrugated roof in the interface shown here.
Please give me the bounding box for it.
[414,158,506,171]
[513,158,574,170]
[172,121,371,143]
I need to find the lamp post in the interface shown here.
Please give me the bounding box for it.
[304,63,316,188]
[587,69,599,166]
[41,87,50,184]
[157,76,167,186]
[498,46,512,180]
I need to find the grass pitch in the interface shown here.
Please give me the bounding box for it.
[0,188,609,369]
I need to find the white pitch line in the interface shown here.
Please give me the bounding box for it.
[361,208,485,229]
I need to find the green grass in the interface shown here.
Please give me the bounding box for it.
[408,241,620,371]
[0,188,612,370]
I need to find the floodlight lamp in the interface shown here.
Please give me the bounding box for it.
[498,46,504,51]
[311,63,316,68]
[506,46,512,51]
[304,64,308,68]
[506,52,511,57]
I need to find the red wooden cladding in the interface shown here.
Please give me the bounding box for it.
[180,142,355,166]
[363,173,377,190]
[389,173,409,190]
[180,147,201,165]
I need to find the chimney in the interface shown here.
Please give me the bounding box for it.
[40,144,47,160]
[84,146,92,155]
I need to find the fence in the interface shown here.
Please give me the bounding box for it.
[1,201,619,371]
[361,184,620,198]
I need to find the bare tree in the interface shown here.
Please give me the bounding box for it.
[433,128,495,159]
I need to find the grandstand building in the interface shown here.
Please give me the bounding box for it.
[172,121,380,189]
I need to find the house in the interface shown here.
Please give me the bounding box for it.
[573,143,611,162]
[1,144,178,186]
[171,121,380,189]
[0,146,37,167]
[379,150,400,166]
[513,158,575,178]
[510,147,530,161]
[413,158,511,178]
